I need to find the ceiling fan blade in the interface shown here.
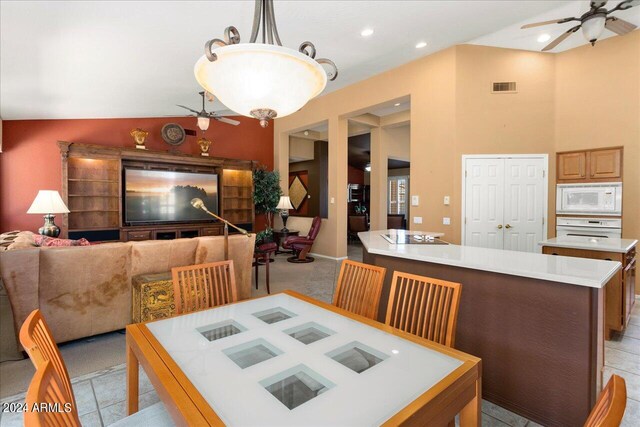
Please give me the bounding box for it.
[605,16,638,35]
[591,1,608,9]
[176,104,200,114]
[542,25,581,51]
[609,0,639,13]
[214,116,241,126]
[521,17,577,29]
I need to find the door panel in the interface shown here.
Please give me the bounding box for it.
[557,152,586,181]
[464,159,505,249]
[503,158,545,252]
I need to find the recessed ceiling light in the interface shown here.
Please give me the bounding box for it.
[361,28,374,37]
[394,103,401,107]
[537,34,551,43]
[415,41,427,49]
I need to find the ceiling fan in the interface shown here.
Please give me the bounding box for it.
[522,0,638,51]
[177,91,240,131]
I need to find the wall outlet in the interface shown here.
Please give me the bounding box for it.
[413,216,423,224]
[444,196,450,205]
[330,197,335,204]
[411,195,419,206]
[443,217,451,225]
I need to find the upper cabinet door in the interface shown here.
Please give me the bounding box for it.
[589,148,622,180]
[557,152,586,181]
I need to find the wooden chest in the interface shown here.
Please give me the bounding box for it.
[132,272,175,323]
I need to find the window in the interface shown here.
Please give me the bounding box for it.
[388,176,408,215]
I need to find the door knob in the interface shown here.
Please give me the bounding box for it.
[505,224,512,229]
[497,225,503,229]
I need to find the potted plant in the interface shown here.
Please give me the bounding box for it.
[253,167,283,243]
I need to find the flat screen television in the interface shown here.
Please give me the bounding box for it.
[124,168,218,224]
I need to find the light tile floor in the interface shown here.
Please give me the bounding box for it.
[1,242,638,426]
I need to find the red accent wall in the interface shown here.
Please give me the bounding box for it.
[0,117,273,233]
[348,165,365,185]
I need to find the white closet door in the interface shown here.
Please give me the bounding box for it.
[464,158,505,249]
[503,158,546,252]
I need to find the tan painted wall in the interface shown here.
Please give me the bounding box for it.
[555,31,640,239]
[274,34,640,257]
[289,137,315,162]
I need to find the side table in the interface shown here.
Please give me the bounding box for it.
[132,272,175,323]
[273,229,299,255]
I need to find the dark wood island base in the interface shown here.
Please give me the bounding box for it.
[364,249,605,427]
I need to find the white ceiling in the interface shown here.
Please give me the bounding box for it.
[2,1,634,120]
[470,0,640,52]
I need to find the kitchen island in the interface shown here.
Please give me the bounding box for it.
[540,236,637,340]
[359,229,621,427]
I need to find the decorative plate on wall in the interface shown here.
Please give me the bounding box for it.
[161,123,186,146]
[289,175,308,210]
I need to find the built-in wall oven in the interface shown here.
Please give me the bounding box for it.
[556,217,622,239]
[556,182,622,216]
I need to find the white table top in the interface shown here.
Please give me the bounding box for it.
[146,293,463,426]
[359,230,621,289]
[538,236,637,254]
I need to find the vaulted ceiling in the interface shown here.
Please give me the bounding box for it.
[1,1,637,120]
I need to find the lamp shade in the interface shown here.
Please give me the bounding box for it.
[582,15,606,43]
[27,190,70,214]
[197,116,210,131]
[276,196,294,210]
[194,43,327,120]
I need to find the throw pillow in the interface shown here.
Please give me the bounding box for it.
[34,235,91,247]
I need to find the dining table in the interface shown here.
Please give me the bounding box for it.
[126,290,481,426]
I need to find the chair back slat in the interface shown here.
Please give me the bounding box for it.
[584,374,626,427]
[172,261,238,314]
[19,309,79,418]
[386,272,461,347]
[25,360,80,427]
[333,260,386,320]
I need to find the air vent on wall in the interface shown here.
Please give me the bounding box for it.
[491,81,517,94]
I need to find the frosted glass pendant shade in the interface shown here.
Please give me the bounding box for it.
[197,116,210,131]
[582,16,606,43]
[194,44,327,120]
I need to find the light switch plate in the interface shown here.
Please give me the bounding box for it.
[444,196,450,205]
[330,197,335,204]
[413,217,422,224]
[443,217,450,225]
[411,195,419,206]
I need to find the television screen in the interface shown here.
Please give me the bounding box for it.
[124,169,218,224]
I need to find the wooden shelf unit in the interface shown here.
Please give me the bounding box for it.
[59,141,256,242]
[557,146,623,183]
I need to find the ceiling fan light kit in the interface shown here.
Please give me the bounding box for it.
[521,0,638,51]
[194,0,338,128]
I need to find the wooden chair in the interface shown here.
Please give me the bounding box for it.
[333,260,386,320]
[385,271,461,347]
[19,309,79,420]
[171,260,238,314]
[25,360,172,427]
[584,374,626,427]
[25,360,80,427]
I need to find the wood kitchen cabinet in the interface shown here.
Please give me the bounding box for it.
[557,147,622,183]
[541,244,636,339]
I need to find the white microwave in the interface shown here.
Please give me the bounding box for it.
[556,183,622,216]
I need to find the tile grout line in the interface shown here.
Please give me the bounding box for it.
[89,379,105,427]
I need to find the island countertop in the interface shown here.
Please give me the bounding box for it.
[359,230,621,288]
[538,236,638,253]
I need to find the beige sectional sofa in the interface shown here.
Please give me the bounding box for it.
[0,234,255,351]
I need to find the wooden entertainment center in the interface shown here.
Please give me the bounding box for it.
[58,141,255,242]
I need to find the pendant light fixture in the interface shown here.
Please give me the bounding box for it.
[194,0,338,128]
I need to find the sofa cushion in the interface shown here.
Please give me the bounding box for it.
[38,243,132,343]
[130,238,199,277]
[0,248,40,341]
[1,231,36,251]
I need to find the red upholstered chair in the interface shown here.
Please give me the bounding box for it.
[283,216,322,263]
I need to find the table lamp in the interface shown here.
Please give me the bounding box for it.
[27,190,70,237]
[276,196,294,232]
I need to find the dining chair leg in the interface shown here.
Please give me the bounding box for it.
[126,338,139,416]
[459,377,481,427]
